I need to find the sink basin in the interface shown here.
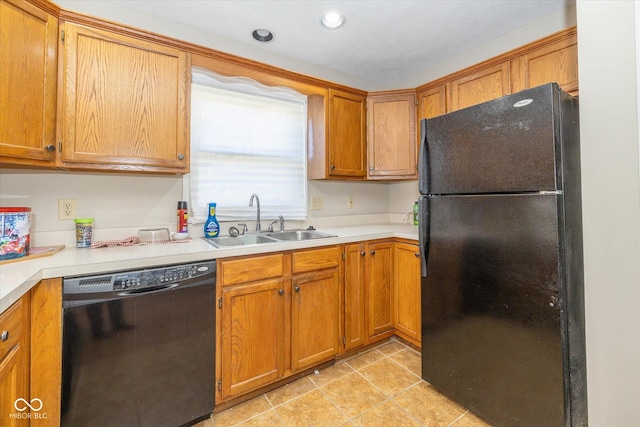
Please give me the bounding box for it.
[204,229,337,248]
[265,229,337,241]
[204,234,278,248]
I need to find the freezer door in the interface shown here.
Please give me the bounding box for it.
[421,193,565,427]
[420,83,563,195]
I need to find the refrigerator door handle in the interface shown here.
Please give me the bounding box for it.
[418,196,430,277]
[418,119,429,195]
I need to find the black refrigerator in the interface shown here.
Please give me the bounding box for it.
[418,83,587,427]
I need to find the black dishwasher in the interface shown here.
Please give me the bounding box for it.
[62,260,216,427]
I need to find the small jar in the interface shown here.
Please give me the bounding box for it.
[75,218,94,248]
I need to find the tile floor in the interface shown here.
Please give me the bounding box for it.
[197,339,493,426]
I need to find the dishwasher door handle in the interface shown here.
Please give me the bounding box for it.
[118,283,178,296]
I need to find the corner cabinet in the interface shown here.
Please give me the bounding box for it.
[0,0,58,166]
[59,22,190,173]
[366,91,417,180]
[308,89,366,180]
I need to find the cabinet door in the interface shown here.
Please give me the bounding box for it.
[450,62,510,111]
[394,243,421,345]
[366,91,417,180]
[417,84,447,120]
[0,294,30,427]
[510,32,578,96]
[327,89,366,178]
[365,241,394,341]
[0,0,57,165]
[343,243,366,352]
[219,278,286,400]
[60,23,189,172]
[291,269,340,371]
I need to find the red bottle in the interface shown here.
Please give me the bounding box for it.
[177,201,188,233]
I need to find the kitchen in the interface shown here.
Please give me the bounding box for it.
[1,0,639,426]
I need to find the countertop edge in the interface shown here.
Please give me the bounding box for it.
[0,224,418,313]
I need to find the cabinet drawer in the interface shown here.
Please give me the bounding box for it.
[0,298,25,359]
[293,246,340,273]
[220,254,285,286]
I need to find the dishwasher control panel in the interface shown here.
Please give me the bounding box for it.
[63,261,216,295]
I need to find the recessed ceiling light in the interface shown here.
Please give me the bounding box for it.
[321,12,346,29]
[252,29,273,42]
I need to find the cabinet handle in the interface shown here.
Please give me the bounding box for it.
[360,251,365,256]
[278,289,284,296]
[330,164,335,170]
[46,144,55,152]
[178,154,185,160]
[294,285,300,292]
[415,252,420,258]
[1,330,8,342]
[370,250,375,255]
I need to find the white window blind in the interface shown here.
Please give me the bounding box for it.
[189,68,307,222]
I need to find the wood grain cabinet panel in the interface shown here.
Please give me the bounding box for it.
[0,294,30,427]
[450,62,510,111]
[366,91,417,180]
[365,241,394,342]
[393,242,421,346]
[291,268,340,371]
[327,89,366,178]
[510,30,578,96]
[417,84,447,120]
[219,278,286,401]
[343,243,367,352]
[0,0,57,166]
[60,23,190,172]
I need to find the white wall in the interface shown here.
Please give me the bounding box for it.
[576,1,640,425]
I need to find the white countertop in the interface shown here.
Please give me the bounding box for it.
[0,224,418,313]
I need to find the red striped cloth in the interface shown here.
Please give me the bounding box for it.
[91,236,192,248]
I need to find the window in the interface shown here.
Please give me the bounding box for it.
[189,68,307,222]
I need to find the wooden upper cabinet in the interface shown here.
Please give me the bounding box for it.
[450,62,510,111]
[417,84,447,120]
[60,23,190,173]
[366,91,417,180]
[511,28,578,96]
[327,89,366,178]
[0,0,57,166]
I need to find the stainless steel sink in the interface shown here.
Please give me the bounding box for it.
[204,229,337,248]
[204,234,278,248]
[265,229,337,241]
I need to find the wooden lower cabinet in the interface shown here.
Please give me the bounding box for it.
[217,247,340,404]
[365,241,394,342]
[291,268,340,371]
[219,278,286,400]
[343,243,367,352]
[394,242,422,346]
[0,294,30,427]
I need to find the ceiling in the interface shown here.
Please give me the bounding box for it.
[105,0,574,89]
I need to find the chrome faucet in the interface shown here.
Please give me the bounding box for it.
[249,193,261,231]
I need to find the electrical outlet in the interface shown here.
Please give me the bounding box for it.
[311,196,323,210]
[58,199,77,220]
[347,196,354,209]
